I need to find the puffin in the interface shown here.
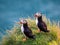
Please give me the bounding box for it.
[20,19,35,40]
[34,12,49,32]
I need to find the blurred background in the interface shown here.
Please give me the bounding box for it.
[0,0,60,37]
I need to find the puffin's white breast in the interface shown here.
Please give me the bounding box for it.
[36,18,38,25]
[21,24,24,33]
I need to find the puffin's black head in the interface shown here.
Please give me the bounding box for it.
[20,19,28,28]
[34,12,42,21]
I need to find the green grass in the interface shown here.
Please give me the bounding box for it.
[1,16,60,45]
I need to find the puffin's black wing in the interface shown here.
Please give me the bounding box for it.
[38,21,49,32]
[41,21,47,30]
[24,28,35,39]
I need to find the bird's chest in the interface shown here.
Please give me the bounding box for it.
[36,18,38,25]
[21,25,24,33]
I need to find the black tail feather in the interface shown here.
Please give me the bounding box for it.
[32,35,36,39]
[29,35,35,39]
[43,30,50,32]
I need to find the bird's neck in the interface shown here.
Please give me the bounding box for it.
[23,23,28,28]
[38,16,42,22]
[36,16,42,25]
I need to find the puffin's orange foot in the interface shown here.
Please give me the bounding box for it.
[22,38,27,42]
[37,30,41,33]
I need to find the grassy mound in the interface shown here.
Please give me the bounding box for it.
[1,16,60,45]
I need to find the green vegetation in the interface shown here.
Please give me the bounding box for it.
[1,16,60,45]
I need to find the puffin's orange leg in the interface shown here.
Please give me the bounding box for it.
[22,37,27,42]
[37,28,41,33]
[22,35,29,42]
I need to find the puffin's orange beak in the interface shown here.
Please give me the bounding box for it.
[34,15,38,17]
[20,22,23,24]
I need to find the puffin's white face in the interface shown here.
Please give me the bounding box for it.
[34,12,42,18]
[20,19,27,24]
